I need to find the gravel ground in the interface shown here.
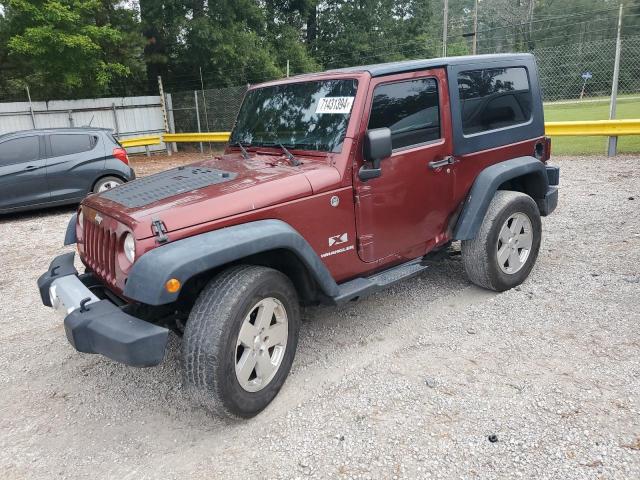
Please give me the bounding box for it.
[0,155,639,479]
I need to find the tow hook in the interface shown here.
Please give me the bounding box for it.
[151,218,169,244]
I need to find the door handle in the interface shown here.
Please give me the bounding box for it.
[24,165,37,171]
[428,156,456,170]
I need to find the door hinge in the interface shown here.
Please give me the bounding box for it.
[151,217,169,244]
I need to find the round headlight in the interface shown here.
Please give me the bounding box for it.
[123,233,136,263]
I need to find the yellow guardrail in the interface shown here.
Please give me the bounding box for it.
[544,119,640,136]
[119,132,231,149]
[119,120,640,151]
[163,132,231,143]
[119,135,162,148]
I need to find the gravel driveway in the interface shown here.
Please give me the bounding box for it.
[1,155,639,479]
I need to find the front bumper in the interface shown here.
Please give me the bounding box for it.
[37,252,168,367]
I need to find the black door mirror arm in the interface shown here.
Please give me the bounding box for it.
[358,163,382,181]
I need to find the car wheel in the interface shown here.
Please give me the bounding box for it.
[461,190,542,292]
[183,265,300,418]
[93,176,123,193]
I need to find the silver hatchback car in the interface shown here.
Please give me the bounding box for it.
[0,127,135,214]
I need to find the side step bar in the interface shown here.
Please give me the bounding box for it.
[332,258,428,304]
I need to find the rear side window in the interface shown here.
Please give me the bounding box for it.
[458,67,532,135]
[0,136,40,166]
[50,134,96,157]
[110,134,123,147]
[368,78,440,150]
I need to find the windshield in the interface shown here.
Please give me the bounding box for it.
[230,79,358,153]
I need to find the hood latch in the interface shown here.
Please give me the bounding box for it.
[151,217,169,244]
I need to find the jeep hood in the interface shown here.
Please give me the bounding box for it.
[83,153,340,238]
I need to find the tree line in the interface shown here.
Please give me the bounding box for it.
[0,0,637,101]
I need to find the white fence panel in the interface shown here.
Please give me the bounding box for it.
[0,101,39,133]
[0,95,166,154]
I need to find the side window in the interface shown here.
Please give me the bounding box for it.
[0,136,40,166]
[458,67,532,135]
[368,78,440,150]
[50,134,96,157]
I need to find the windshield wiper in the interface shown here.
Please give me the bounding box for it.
[278,143,301,166]
[231,141,250,160]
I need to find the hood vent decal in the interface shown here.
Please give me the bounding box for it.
[98,166,237,208]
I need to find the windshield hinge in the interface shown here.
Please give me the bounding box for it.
[151,217,169,244]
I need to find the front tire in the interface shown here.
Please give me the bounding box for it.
[462,190,542,292]
[182,265,300,418]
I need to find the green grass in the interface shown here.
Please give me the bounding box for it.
[544,96,640,155]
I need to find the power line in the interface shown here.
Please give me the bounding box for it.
[163,26,640,92]
[156,4,640,85]
[471,13,639,42]
[473,3,640,35]
[477,26,621,48]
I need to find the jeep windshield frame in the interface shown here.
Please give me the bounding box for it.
[229,79,359,154]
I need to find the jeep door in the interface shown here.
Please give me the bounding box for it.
[354,68,454,263]
[45,132,105,202]
[0,134,49,211]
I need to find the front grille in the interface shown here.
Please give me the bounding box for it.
[83,217,117,286]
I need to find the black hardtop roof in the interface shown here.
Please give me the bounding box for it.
[331,53,535,77]
[0,127,112,141]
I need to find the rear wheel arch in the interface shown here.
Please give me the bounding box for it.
[453,156,549,241]
[497,171,547,200]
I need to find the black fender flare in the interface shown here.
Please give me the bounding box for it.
[63,213,78,245]
[452,156,549,241]
[124,219,340,305]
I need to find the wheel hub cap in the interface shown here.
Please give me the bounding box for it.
[497,212,533,275]
[235,297,288,392]
[98,181,120,192]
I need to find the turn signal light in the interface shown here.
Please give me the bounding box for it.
[165,278,181,293]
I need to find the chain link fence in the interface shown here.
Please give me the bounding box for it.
[534,35,640,102]
[168,85,247,134]
[167,36,640,136]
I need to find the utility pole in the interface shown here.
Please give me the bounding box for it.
[194,90,203,154]
[528,0,535,49]
[200,66,211,152]
[158,75,172,156]
[25,86,36,128]
[472,0,479,55]
[286,60,290,78]
[442,0,449,57]
[608,3,623,157]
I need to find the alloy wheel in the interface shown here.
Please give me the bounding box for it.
[98,180,122,192]
[235,297,288,392]
[496,212,533,274]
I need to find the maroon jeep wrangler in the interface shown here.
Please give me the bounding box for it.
[38,54,559,418]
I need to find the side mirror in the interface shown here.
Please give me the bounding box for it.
[359,128,392,181]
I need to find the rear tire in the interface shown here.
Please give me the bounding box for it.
[462,190,542,292]
[93,176,123,193]
[182,265,300,418]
